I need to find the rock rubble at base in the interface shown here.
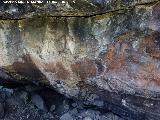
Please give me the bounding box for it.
[0,85,123,120]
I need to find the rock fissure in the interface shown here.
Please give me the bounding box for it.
[0,0,160,19]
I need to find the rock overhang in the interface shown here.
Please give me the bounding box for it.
[0,0,159,19]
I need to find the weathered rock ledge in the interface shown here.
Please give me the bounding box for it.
[0,0,159,19]
[0,0,160,120]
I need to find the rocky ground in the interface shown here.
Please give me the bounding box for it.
[0,84,123,120]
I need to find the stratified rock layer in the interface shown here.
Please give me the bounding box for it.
[0,0,159,18]
[0,0,160,119]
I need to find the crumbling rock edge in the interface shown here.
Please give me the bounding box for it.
[0,0,159,19]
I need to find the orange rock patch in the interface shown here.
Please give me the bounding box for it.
[45,62,70,80]
[55,62,70,80]
[103,42,127,71]
[71,59,97,80]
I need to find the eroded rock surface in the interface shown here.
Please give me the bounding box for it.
[0,0,160,119]
[0,0,159,18]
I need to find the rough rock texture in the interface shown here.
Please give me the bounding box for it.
[0,85,123,120]
[0,0,160,120]
[0,0,159,18]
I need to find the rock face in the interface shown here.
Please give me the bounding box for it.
[0,0,160,119]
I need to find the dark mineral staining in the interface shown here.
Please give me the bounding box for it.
[72,18,91,42]
[4,54,45,80]
[143,31,160,59]
[95,59,104,74]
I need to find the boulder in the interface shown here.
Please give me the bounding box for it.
[0,0,160,119]
[31,94,47,111]
[60,112,73,120]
